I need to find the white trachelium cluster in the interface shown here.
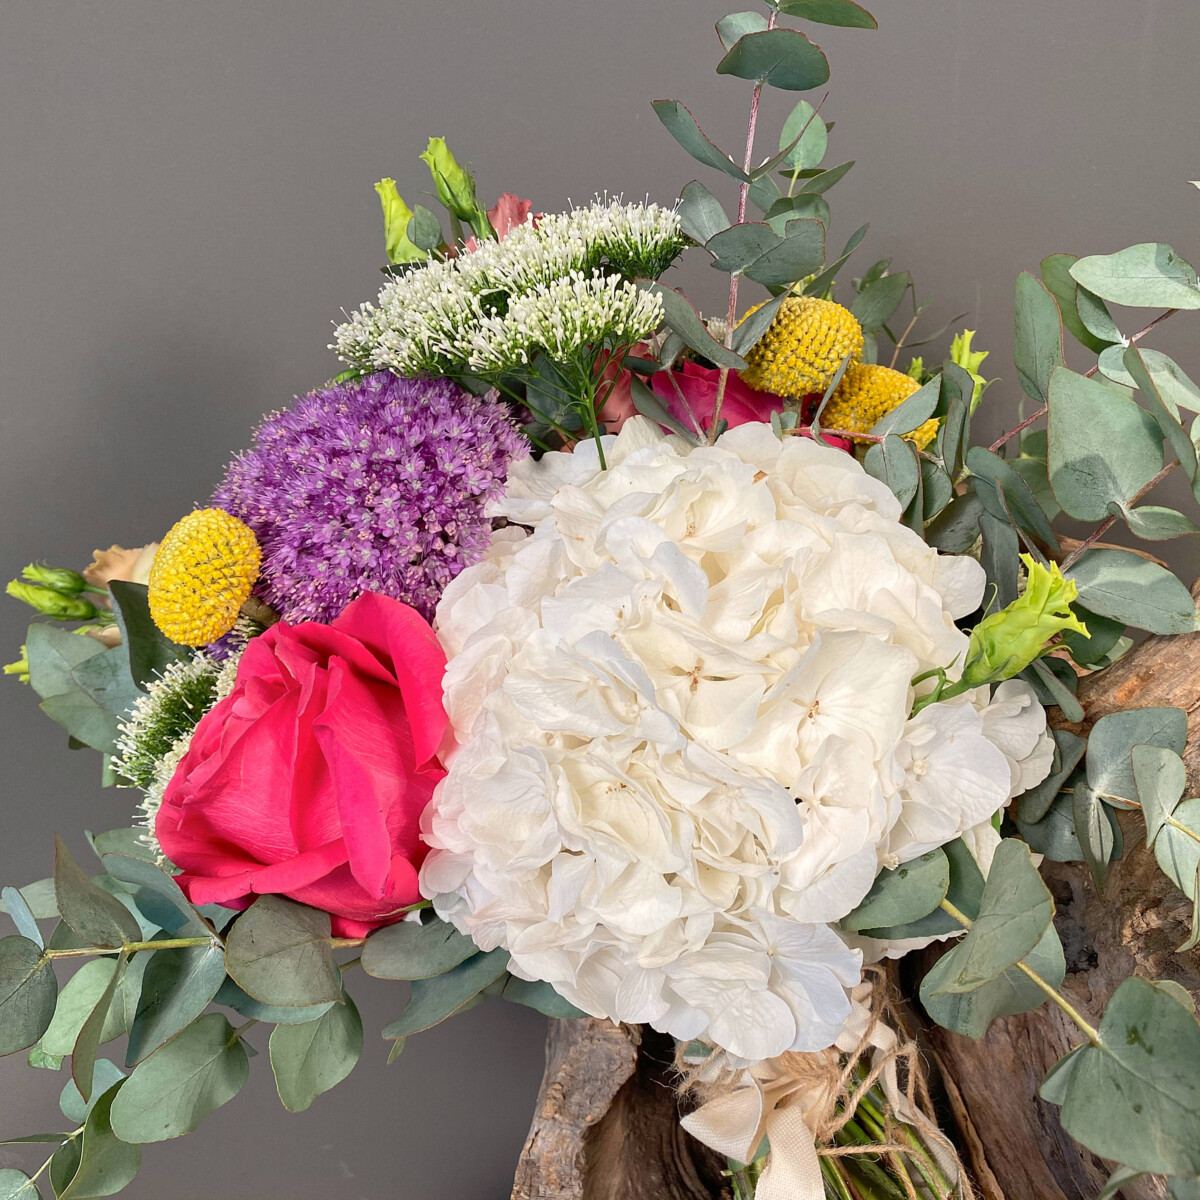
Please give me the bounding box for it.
[332,200,682,377]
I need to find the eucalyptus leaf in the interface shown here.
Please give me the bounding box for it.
[382,949,511,1041]
[0,1170,38,1200]
[1098,347,1200,417]
[1072,779,1114,892]
[2,888,42,949]
[930,840,1053,994]
[788,159,854,196]
[778,99,827,171]
[407,205,443,253]
[763,193,830,235]
[1014,271,1065,404]
[1117,504,1200,541]
[629,376,697,440]
[0,879,58,922]
[862,435,920,509]
[851,271,909,333]
[1015,788,1083,862]
[716,11,768,51]
[1155,798,1200,901]
[1123,345,1197,482]
[110,1014,249,1143]
[731,292,788,356]
[840,850,949,933]
[1026,657,1085,724]
[1133,744,1187,847]
[1087,706,1188,807]
[705,222,780,274]
[966,445,1058,550]
[212,978,334,1026]
[1045,976,1200,1175]
[651,100,750,183]
[58,1082,141,1200]
[925,489,983,555]
[869,375,939,437]
[1040,253,1120,353]
[1017,728,1086,825]
[774,0,877,27]
[860,839,983,941]
[1067,549,1200,635]
[677,180,729,245]
[49,1139,81,1197]
[1046,366,1163,522]
[716,28,830,91]
[742,218,826,287]
[0,935,58,1056]
[54,839,140,951]
[269,995,363,1113]
[107,582,188,692]
[98,855,208,938]
[491,976,587,1019]
[1070,243,1200,310]
[224,896,341,1008]
[641,281,747,369]
[126,943,226,1065]
[361,918,479,981]
[41,961,128,1059]
[59,1060,125,1126]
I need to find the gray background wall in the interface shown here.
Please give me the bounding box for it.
[1,2,1198,1197]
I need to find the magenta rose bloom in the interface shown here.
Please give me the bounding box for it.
[155,593,448,936]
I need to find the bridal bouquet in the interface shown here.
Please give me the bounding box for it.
[6,3,1200,1198]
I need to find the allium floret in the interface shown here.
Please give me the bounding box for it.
[214,373,526,624]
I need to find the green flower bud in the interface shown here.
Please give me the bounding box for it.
[950,329,991,412]
[375,178,429,265]
[21,563,87,595]
[962,555,1089,687]
[906,355,925,383]
[4,645,29,685]
[419,137,494,240]
[6,579,99,620]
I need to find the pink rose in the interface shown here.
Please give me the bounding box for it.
[651,360,785,434]
[156,593,448,936]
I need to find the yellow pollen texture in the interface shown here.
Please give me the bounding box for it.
[148,508,261,646]
[739,297,865,398]
[823,362,940,449]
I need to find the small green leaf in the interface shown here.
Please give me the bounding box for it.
[966,445,1058,551]
[651,100,750,183]
[59,1059,125,1125]
[2,888,42,949]
[58,1082,141,1199]
[1017,728,1086,824]
[731,292,788,357]
[841,850,949,933]
[107,582,188,692]
[1155,798,1200,901]
[40,959,129,1059]
[1097,347,1200,417]
[0,935,58,1056]
[212,978,334,1026]
[786,159,855,196]
[0,879,58,922]
[1072,779,1114,892]
[1045,976,1200,1175]
[361,919,480,982]
[110,1014,249,1143]
[1087,707,1188,808]
[1133,743,1187,847]
[0,1169,39,1200]
[677,180,729,244]
[72,956,125,1103]
[778,99,827,170]
[851,271,909,333]
[629,377,697,441]
[716,11,768,51]
[742,219,826,288]
[641,281,747,370]
[1125,345,1197,484]
[490,976,587,1019]
[406,205,443,253]
[1040,253,1120,353]
[382,949,510,1041]
[1026,657,1084,724]
[1015,788,1083,862]
[716,28,830,91]
[932,840,1053,994]
[705,222,780,274]
[860,839,983,941]
[1067,549,1200,635]
[869,375,939,437]
[774,0,878,28]
[269,995,363,1113]
[1014,271,1065,404]
[924,490,984,555]
[1070,243,1200,310]
[763,193,830,235]
[54,839,140,951]
[126,943,226,1065]
[99,854,208,938]
[1117,504,1200,541]
[863,435,920,509]
[224,896,341,1009]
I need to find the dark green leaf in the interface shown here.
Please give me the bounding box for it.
[73,957,125,1102]
[1067,549,1200,635]
[1040,253,1119,353]
[407,205,443,252]
[925,490,983,555]
[490,976,587,1019]
[641,281,747,369]
[1015,788,1083,862]
[869,375,939,437]
[361,919,480,981]
[2,888,42,949]
[705,222,780,273]
[1026,657,1084,724]
[787,159,855,195]
[382,949,510,1040]
[921,459,954,522]
[1017,728,1086,824]
[107,582,188,692]
[1046,976,1200,1175]
[126,943,225,1065]
[841,850,948,933]
[628,377,697,440]
[1014,271,1065,404]
[110,1014,249,1143]
[931,840,1053,994]
[863,435,920,509]
[763,193,830,234]
[269,995,363,1113]
[860,839,983,941]
[1118,504,1200,541]
[716,28,830,91]
[966,446,1058,551]
[1046,366,1163,521]
[1062,605,1123,666]
[774,0,877,28]
[0,935,58,1056]
[224,896,341,1009]
[921,923,1064,1039]
[98,855,208,938]
[58,1082,140,1199]
[677,180,729,244]
[212,978,334,1026]
[49,1139,81,1197]
[716,11,768,51]
[730,292,788,356]
[1134,744,1187,847]
[54,839,140,951]
[651,100,750,182]
[850,271,909,332]
[742,218,826,288]
[1070,243,1200,310]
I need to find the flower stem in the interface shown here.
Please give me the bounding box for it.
[43,935,216,960]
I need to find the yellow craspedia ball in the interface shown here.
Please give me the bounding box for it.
[148,509,261,646]
[823,362,940,450]
[739,297,865,398]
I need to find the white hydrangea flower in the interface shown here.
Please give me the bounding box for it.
[420,419,1053,1060]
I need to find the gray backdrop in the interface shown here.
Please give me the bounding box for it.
[2,2,1199,1197]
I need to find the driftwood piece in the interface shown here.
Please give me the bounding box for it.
[511,597,1200,1200]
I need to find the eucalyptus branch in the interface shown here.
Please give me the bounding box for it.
[793,425,941,462]
[938,899,1102,1044]
[709,8,778,443]
[988,307,1180,453]
[42,935,218,961]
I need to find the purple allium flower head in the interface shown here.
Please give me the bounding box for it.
[213,373,526,623]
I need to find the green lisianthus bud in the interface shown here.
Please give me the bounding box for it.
[6,579,99,620]
[950,329,991,412]
[906,355,925,382]
[419,137,493,240]
[962,555,1089,687]
[21,563,87,595]
[4,645,29,684]
[375,178,429,265]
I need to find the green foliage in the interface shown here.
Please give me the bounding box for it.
[0,936,57,1056]
[106,583,188,693]
[773,0,877,28]
[125,944,225,1065]
[1070,243,1200,310]
[1014,271,1065,404]
[382,949,510,1042]
[1066,549,1200,635]
[361,918,478,981]
[57,1083,140,1199]
[269,996,362,1113]
[840,850,948,932]
[0,1169,38,1200]
[716,28,830,91]
[54,840,140,952]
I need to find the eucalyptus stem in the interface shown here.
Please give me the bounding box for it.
[938,899,1102,1045]
[709,8,778,443]
[43,935,217,961]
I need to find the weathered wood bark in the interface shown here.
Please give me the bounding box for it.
[511,598,1200,1200]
